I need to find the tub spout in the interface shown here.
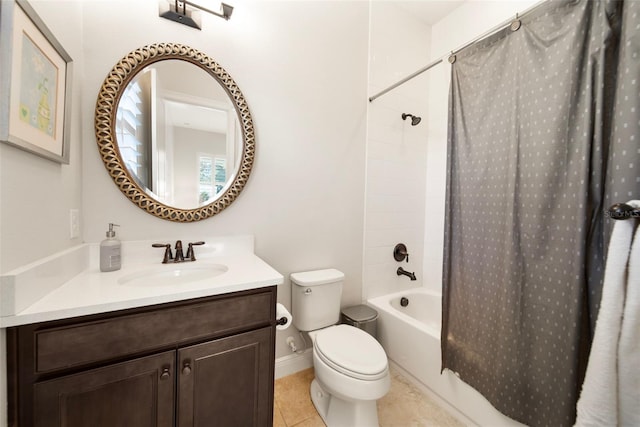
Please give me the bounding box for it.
[397,267,416,281]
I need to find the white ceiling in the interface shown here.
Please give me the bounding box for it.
[165,100,228,134]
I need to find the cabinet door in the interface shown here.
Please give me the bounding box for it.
[178,326,275,427]
[34,351,175,427]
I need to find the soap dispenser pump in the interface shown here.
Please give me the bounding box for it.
[100,223,121,272]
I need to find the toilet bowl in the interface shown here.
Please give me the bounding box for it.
[290,268,390,427]
[309,325,390,426]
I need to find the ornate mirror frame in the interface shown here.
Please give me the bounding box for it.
[95,43,255,222]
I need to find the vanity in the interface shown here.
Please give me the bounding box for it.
[2,237,284,427]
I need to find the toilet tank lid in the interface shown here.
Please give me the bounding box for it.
[290,269,344,286]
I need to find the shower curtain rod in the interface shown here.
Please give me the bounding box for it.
[368,0,547,103]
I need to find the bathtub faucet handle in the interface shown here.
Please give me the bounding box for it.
[393,243,409,263]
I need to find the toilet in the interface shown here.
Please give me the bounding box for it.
[291,269,390,427]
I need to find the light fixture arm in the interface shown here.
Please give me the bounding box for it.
[180,0,233,20]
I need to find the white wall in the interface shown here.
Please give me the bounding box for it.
[80,0,369,358]
[0,1,83,423]
[363,1,431,300]
[0,0,84,274]
[423,0,540,293]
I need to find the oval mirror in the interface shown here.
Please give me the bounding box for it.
[95,43,255,222]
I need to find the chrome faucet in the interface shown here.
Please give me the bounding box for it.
[152,241,206,263]
[397,267,416,281]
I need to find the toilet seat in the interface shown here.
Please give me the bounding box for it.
[314,325,388,381]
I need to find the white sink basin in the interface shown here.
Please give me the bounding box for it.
[118,264,228,287]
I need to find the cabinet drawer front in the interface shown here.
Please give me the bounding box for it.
[34,291,273,373]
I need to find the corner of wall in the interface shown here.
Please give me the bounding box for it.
[364,2,433,300]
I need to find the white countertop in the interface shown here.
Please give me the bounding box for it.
[0,236,284,327]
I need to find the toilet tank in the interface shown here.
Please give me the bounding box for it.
[290,269,344,332]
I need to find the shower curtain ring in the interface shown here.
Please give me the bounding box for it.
[510,13,521,31]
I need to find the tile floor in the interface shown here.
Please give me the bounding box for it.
[273,366,465,427]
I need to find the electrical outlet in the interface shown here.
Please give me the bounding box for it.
[69,209,80,239]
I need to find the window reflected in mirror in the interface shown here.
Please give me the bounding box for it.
[198,155,227,204]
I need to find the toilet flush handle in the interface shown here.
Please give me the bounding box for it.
[304,288,312,295]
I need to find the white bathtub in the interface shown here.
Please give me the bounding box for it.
[368,288,524,427]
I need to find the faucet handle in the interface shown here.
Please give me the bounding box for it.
[186,241,205,261]
[152,243,173,264]
[393,243,409,263]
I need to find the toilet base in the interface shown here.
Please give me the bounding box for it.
[310,379,381,427]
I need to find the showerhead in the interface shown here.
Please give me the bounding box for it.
[402,113,421,126]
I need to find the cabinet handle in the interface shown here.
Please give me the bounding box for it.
[160,366,171,380]
[182,361,192,376]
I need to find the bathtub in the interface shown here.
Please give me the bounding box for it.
[368,288,524,427]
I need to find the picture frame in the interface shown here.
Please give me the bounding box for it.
[0,0,73,164]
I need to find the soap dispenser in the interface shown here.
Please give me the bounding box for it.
[100,223,121,272]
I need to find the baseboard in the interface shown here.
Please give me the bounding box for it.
[274,349,313,379]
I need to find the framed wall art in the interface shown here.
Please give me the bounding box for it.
[0,0,73,164]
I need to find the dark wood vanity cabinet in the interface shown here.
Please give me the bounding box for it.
[7,286,277,427]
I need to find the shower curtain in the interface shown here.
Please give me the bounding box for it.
[441,1,640,426]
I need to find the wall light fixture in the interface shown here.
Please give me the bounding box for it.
[160,0,233,30]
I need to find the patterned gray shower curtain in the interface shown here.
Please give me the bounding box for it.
[441,1,640,426]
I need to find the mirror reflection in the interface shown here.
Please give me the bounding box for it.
[115,60,241,210]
